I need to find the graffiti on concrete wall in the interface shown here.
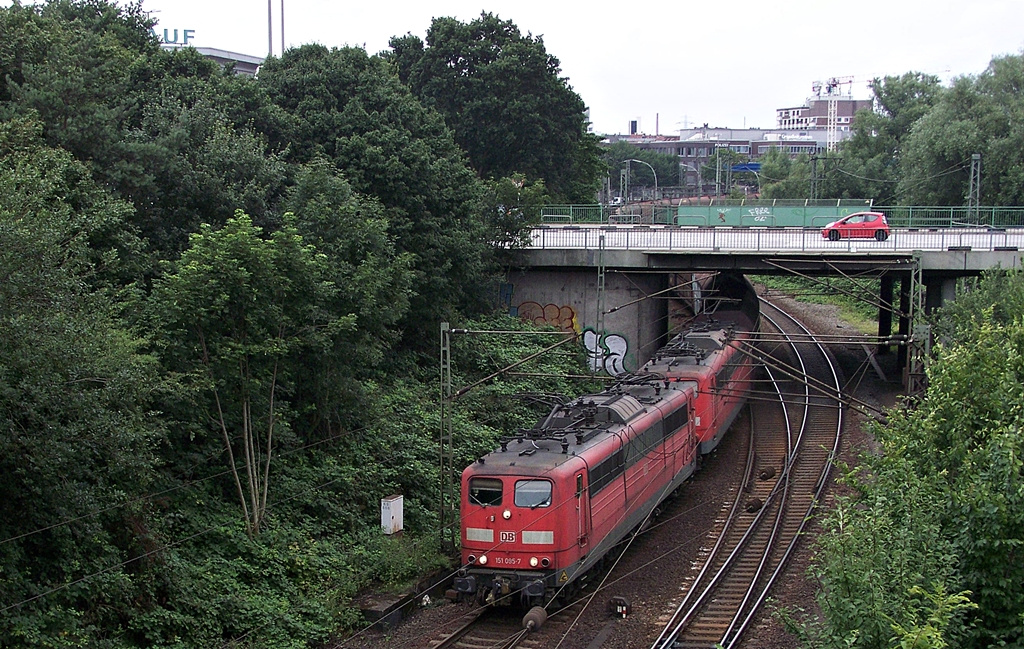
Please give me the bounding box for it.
[583,328,629,376]
[514,300,630,376]
[516,301,578,332]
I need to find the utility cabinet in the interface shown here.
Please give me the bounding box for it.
[381,494,404,535]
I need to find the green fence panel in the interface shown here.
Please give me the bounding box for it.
[541,204,606,224]
[674,199,873,227]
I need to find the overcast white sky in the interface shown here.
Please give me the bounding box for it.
[25,0,1024,134]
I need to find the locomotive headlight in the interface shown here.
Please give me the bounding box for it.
[530,557,539,567]
[503,509,511,520]
[478,554,488,565]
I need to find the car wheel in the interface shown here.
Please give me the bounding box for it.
[874,230,888,241]
[828,230,841,241]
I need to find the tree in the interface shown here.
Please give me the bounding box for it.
[387,13,603,203]
[480,173,550,251]
[928,269,1024,344]
[899,54,1024,206]
[1,2,292,259]
[698,146,747,196]
[827,72,943,203]
[0,117,166,645]
[601,141,679,196]
[152,213,342,537]
[807,465,964,649]
[258,44,499,350]
[114,91,289,254]
[282,159,415,435]
[806,271,1024,648]
[758,147,811,199]
[903,313,1024,646]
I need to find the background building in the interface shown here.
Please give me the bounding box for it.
[602,79,875,198]
[193,47,264,77]
[776,95,873,131]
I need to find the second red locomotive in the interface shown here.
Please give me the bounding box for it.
[453,274,760,623]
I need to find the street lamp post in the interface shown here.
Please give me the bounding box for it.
[679,162,698,197]
[625,159,658,201]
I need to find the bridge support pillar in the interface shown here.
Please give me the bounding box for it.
[877,275,895,355]
[940,277,958,307]
[922,276,959,315]
[896,275,910,372]
[505,268,669,375]
[925,279,943,313]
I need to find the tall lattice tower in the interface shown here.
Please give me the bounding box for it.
[813,76,855,152]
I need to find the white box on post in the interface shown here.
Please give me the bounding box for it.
[381,494,404,535]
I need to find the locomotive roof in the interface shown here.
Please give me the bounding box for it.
[470,378,696,474]
[465,310,754,476]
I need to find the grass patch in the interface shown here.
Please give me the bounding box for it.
[753,274,883,335]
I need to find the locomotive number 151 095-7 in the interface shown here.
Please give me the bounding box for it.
[493,556,522,565]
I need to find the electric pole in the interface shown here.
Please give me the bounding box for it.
[967,153,982,223]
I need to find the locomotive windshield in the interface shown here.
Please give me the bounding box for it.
[468,477,503,506]
[514,480,552,508]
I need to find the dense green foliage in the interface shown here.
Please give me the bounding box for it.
[0,1,290,256]
[4,1,1022,646]
[257,43,497,347]
[758,147,812,200]
[601,141,679,194]
[386,13,604,203]
[899,55,1024,205]
[0,1,600,647]
[800,269,1024,648]
[826,72,944,203]
[0,116,168,647]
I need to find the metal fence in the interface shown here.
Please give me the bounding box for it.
[882,206,1024,228]
[540,203,1024,229]
[527,225,1024,253]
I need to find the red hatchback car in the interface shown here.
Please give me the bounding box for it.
[821,211,890,241]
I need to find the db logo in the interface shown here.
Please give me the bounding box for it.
[500,531,516,543]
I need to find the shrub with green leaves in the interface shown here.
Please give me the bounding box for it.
[801,270,1024,648]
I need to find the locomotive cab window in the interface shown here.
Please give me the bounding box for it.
[514,480,552,508]
[469,478,503,506]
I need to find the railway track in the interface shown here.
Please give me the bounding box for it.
[427,607,525,649]
[426,599,592,649]
[650,298,844,649]
[398,299,847,649]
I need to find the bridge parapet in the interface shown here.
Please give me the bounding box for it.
[527,225,1024,255]
[541,203,1024,229]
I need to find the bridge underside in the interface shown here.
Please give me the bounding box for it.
[518,247,1024,275]
[507,248,1024,380]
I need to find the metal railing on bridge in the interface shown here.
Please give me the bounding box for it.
[526,226,1024,254]
[540,201,1024,229]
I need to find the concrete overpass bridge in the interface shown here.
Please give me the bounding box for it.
[505,224,1024,388]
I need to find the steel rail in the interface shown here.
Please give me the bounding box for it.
[650,299,844,649]
[429,607,528,649]
[650,338,794,649]
[719,300,845,648]
[717,300,843,647]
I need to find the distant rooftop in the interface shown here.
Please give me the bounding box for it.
[161,45,264,77]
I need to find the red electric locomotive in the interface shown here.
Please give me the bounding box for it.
[453,275,760,625]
